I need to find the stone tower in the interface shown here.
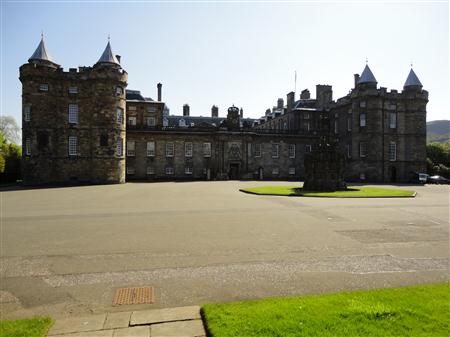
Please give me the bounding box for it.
[332,63,428,183]
[20,37,128,185]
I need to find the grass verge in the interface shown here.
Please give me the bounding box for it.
[240,186,416,197]
[202,283,449,337]
[0,317,53,337]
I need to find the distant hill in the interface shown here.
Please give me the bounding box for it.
[427,120,450,143]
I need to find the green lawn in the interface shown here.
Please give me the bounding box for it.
[0,317,52,337]
[240,186,416,198]
[202,283,449,337]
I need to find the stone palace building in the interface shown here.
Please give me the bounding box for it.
[20,37,428,185]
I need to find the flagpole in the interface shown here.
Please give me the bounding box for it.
[294,70,297,94]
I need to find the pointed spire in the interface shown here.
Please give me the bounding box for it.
[358,64,377,84]
[28,34,55,64]
[404,68,422,88]
[96,39,120,65]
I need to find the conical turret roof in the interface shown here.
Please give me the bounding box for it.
[96,41,120,65]
[358,64,377,84]
[404,68,422,88]
[28,36,55,64]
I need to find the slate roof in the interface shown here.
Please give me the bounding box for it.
[165,115,256,128]
[29,36,56,64]
[96,41,120,65]
[126,90,146,101]
[404,68,423,88]
[293,99,318,110]
[358,64,377,84]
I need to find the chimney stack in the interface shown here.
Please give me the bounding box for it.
[277,98,284,109]
[354,74,360,88]
[316,85,333,108]
[183,104,190,116]
[211,105,219,118]
[157,83,162,101]
[240,108,243,118]
[286,91,295,112]
[300,89,310,99]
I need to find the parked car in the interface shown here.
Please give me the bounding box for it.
[427,175,450,184]
[416,173,429,184]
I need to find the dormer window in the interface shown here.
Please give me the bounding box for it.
[39,84,49,92]
[179,119,186,127]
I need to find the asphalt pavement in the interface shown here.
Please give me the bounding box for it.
[1,181,448,320]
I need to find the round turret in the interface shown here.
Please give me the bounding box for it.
[20,37,128,185]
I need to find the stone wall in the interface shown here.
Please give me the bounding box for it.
[20,62,127,185]
[331,85,428,183]
[125,131,318,181]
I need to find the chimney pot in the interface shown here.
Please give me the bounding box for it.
[354,74,360,88]
[157,83,162,101]
[183,104,190,116]
[211,105,219,118]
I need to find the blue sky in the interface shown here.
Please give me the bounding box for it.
[1,0,448,123]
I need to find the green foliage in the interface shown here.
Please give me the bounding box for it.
[240,186,415,198]
[0,130,22,183]
[0,317,52,337]
[202,283,450,337]
[427,141,450,177]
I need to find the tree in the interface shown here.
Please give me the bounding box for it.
[0,118,22,183]
[427,141,450,178]
[0,115,21,145]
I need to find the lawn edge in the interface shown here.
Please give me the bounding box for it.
[201,282,448,337]
[239,188,416,198]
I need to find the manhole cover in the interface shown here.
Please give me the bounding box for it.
[113,287,154,306]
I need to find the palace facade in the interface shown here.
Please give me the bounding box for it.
[20,38,428,185]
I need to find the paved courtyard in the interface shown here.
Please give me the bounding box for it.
[1,181,449,320]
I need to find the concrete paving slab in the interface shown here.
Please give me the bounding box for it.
[47,314,106,335]
[151,320,205,337]
[113,326,150,337]
[104,311,131,329]
[130,306,201,326]
[48,329,114,337]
